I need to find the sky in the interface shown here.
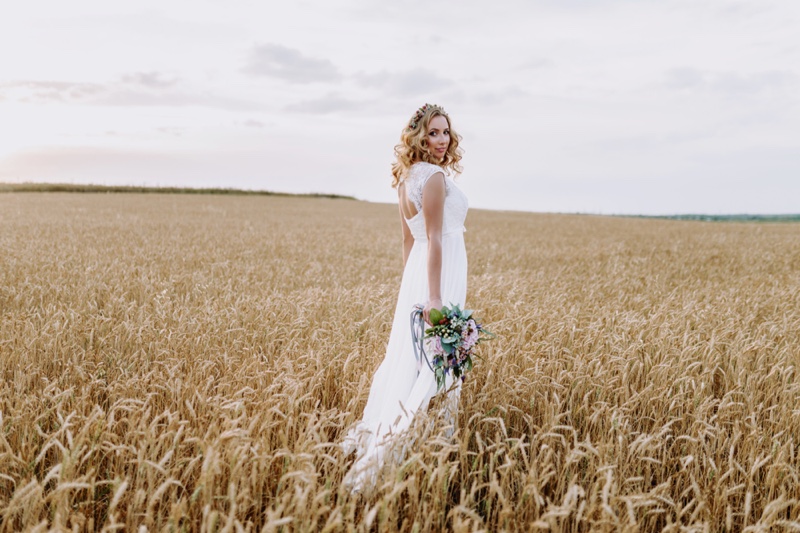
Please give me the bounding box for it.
[0,0,798,215]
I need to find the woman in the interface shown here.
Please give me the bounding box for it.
[341,103,469,493]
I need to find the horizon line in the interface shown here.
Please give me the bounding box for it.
[2,182,798,221]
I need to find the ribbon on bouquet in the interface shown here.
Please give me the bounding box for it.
[410,303,435,374]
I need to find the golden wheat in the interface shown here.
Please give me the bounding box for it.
[1,192,799,531]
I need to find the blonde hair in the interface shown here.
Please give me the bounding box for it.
[391,104,463,188]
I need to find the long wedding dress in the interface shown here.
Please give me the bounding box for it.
[341,161,469,492]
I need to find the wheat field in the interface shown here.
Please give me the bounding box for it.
[1,192,799,531]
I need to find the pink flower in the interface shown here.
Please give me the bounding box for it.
[427,336,444,355]
[462,319,479,349]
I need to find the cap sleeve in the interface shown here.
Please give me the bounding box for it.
[406,162,447,212]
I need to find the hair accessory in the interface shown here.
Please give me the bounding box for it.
[407,103,447,131]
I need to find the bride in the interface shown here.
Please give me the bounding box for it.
[341,103,469,492]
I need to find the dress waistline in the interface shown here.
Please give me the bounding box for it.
[413,226,466,241]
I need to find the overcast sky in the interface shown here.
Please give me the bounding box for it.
[1,0,798,214]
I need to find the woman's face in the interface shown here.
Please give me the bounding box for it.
[426,115,450,161]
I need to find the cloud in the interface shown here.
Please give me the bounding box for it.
[94,90,259,110]
[156,126,183,136]
[717,2,775,19]
[284,92,361,114]
[518,57,554,70]
[242,43,341,83]
[0,80,105,102]
[663,67,796,95]
[710,70,795,95]
[121,71,179,88]
[354,68,454,97]
[663,67,706,90]
[472,85,529,105]
[242,119,265,128]
[0,78,259,111]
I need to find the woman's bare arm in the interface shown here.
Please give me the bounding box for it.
[399,203,414,267]
[421,171,446,324]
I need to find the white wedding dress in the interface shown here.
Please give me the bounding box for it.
[341,161,469,493]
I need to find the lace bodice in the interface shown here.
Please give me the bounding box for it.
[401,162,468,241]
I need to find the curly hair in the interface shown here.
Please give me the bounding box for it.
[391,104,463,188]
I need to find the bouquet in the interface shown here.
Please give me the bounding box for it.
[411,303,495,392]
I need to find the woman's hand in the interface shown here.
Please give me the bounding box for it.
[423,298,443,326]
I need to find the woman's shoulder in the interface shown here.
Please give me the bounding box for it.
[406,161,451,202]
[409,161,446,180]
[412,161,444,171]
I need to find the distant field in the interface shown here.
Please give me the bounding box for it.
[636,214,800,223]
[1,192,799,531]
[0,182,355,200]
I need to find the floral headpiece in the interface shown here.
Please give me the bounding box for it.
[407,103,447,131]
